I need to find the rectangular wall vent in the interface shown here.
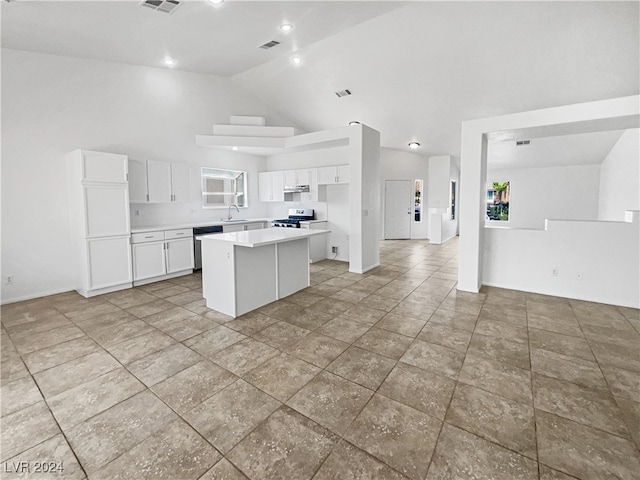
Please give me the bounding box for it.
[140,0,181,14]
[259,40,281,50]
[516,140,531,146]
[334,89,352,98]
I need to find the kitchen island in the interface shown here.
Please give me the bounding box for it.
[198,227,331,318]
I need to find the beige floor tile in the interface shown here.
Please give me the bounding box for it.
[428,308,478,332]
[527,312,583,337]
[21,336,101,375]
[185,379,280,453]
[258,300,303,320]
[467,332,530,370]
[252,321,310,349]
[375,313,426,337]
[5,312,72,337]
[536,410,640,480]
[418,322,472,352]
[0,375,43,417]
[125,298,176,318]
[317,317,370,343]
[531,348,608,390]
[243,353,320,401]
[326,346,396,390]
[400,339,465,379]
[345,394,441,480]
[285,332,349,368]
[0,348,30,385]
[353,328,412,360]
[479,303,527,325]
[151,285,192,299]
[225,311,279,335]
[210,338,279,376]
[459,353,532,405]
[94,419,220,480]
[307,298,354,317]
[0,401,60,462]
[126,343,202,386]
[61,302,122,323]
[2,433,85,480]
[66,390,177,473]
[200,459,249,480]
[283,308,334,331]
[48,367,144,431]
[358,293,399,312]
[589,339,640,372]
[475,318,528,344]
[378,362,455,420]
[142,305,199,327]
[183,325,247,359]
[152,360,236,414]
[313,440,410,480]
[33,350,121,398]
[446,383,537,459]
[528,327,595,362]
[582,323,640,350]
[87,319,155,348]
[227,406,338,480]
[287,371,373,436]
[538,464,580,480]
[330,288,370,304]
[426,424,538,480]
[74,309,135,334]
[106,329,176,364]
[340,305,387,327]
[103,288,158,309]
[615,396,640,447]
[10,325,86,355]
[155,314,219,342]
[439,297,484,317]
[533,373,630,438]
[284,290,325,307]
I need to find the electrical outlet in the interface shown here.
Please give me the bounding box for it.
[135,210,140,216]
[576,272,583,281]
[552,268,558,277]
[331,246,338,254]
[5,275,14,284]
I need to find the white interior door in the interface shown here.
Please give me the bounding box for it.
[385,180,412,239]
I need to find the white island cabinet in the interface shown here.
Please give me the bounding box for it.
[199,228,330,317]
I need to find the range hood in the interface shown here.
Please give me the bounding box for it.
[284,185,310,193]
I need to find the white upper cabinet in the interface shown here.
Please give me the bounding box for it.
[259,171,285,202]
[317,165,349,185]
[128,159,148,203]
[283,169,310,186]
[130,160,191,204]
[171,163,191,202]
[82,151,128,184]
[147,160,172,203]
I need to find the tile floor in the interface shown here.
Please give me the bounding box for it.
[1,238,639,480]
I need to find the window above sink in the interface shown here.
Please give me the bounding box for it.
[201,167,247,209]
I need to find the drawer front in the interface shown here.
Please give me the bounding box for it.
[165,228,193,240]
[131,231,164,244]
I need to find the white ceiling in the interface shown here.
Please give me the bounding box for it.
[2,0,639,161]
[487,130,625,171]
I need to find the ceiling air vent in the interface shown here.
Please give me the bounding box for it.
[516,140,531,146]
[259,40,281,50]
[334,89,352,98]
[140,0,181,14]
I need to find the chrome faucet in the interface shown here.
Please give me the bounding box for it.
[227,204,239,220]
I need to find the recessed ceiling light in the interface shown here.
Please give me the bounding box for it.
[163,57,176,67]
[349,121,360,126]
[291,56,302,65]
[208,0,224,4]
[408,142,421,149]
[232,146,239,151]
[280,23,293,32]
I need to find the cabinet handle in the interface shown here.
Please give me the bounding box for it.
[146,194,149,202]
[145,235,154,239]
[176,232,184,235]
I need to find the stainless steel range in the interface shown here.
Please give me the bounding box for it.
[272,208,314,228]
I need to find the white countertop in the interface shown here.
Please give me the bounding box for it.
[131,218,271,234]
[198,227,330,248]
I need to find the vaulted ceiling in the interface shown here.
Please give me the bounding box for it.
[3,1,638,162]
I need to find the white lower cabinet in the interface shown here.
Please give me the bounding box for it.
[132,228,194,284]
[87,236,133,290]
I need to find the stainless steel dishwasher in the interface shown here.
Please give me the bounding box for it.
[193,225,223,270]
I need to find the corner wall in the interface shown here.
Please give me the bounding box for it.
[598,128,640,221]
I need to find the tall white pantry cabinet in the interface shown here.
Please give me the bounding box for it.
[66,150,133,297]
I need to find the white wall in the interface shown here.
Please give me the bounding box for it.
[486,164,601,230]
[1,49,294,303]
[598,128,640,221]
[483,217,640,308]
[380,148,429,239]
